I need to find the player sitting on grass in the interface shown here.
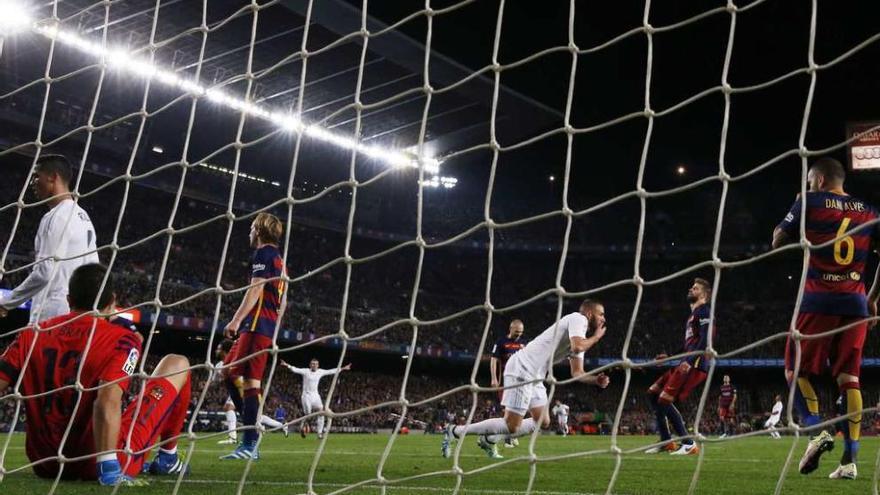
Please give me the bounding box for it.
[442,300,609,459]
[0,264,192,485]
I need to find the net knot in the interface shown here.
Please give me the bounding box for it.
[798,146,810,158]
[423,83,435,95]
[610,445,623,455]
[643,108,656,118]
[225,211,236,221]
[563,124,575,135]
[632,275,644,286]
[568,43,579,54]
[301,49,310,59]
[483,302,495,312]
[491,63,502,73]
[643,23,655,35]
[726,2,739,14]
[452,466,464,476]
[359,28,370,38]
[621,357,634,369]
[721,82,733,95]
[528,453,538,464]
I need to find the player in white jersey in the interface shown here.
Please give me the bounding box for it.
[442,300,609,459]
[0,156,99,324]
[765,394,783,439]
[281,358,351,439]
[551,399,571,436]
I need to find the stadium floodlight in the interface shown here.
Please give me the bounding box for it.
[0,0,31,35]
[28,22,443,177]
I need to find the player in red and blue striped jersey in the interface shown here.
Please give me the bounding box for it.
[772,157,880,480]
[717,375,737,438]
[646,278,714,456]
[221,212,287,460]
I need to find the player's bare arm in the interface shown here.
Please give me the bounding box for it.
[225,277,267,338]
[569,356,610,388]
[570,323,605,354]
[490,357,500,387]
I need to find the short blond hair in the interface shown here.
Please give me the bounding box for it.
[254,212,283,244]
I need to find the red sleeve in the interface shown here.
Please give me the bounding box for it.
[97,329,142,392]
[0,330,30,384]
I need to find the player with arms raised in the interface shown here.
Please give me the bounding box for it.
[718,375,737,438]
[489,319,526,447]
[0,264,192,485]
[281,358,352,439]
[646,278,714,455]
[221,213,287,460]
[765,395,783,439]
[772,157,880,479]
[441,300,609,459]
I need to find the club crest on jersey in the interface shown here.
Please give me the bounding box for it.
[122,348,139,375]
[149,385,165,400]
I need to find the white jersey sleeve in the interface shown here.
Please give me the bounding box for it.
[284,363,308,375]
[512,312,589,379]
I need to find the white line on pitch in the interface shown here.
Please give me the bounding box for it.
[158,479,609,495]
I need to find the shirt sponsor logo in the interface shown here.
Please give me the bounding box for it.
[252,263,266,273]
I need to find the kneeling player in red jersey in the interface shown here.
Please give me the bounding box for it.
[646,278,714,456]
[0,264,192,486]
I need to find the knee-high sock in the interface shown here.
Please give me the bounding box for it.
[485,419,538,444]
[225,409,238,439]
[794,377,821,427]
[837,382,862,465]
[658,402,691,445]
[242,388,261,446]
[261,415,283,430]
[452,418,509,438]
[316,414,326,435]
[157,376,191,451]
[650,394,671,441]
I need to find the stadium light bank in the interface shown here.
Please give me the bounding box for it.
[0,2,456,188]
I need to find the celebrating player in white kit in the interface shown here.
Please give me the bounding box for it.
[765,395,783,439]
[442,300,609,459]
[552,399,571,436]
[281,359,351,439]
[0,155,99,324]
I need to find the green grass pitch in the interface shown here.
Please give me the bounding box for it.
[0,432,876,494]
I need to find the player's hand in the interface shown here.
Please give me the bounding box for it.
[224,321,240,339]
[0,307,7,318]
[491,378,500,388]
[342,363,352,371]
[592,323,606,341]
[595,373,610,389]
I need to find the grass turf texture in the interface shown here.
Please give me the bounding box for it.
[0,433,875,494]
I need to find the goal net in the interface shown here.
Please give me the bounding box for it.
[1,0,879,494]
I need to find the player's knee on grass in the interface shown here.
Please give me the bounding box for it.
[152,354,190,391]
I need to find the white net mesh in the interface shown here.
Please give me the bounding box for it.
[1,1,879,494]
